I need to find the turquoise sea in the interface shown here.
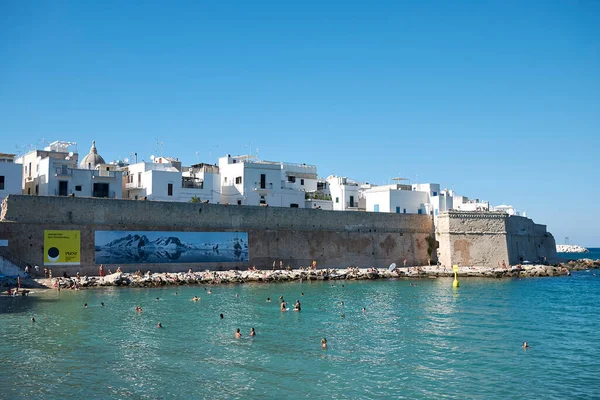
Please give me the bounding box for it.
[559,247,600,261]
[1,272,599,399]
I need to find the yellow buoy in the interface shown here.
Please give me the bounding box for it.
[452,265,460,288]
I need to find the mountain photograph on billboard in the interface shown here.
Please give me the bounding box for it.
[95,231,249,264]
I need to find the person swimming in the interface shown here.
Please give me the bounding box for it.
[294,300,301,311]
[208,289,212,294]
[280,300,287,311]
[220,313,224,319]
[362,307,366,314]
[135,306,143,313]
[341,313,345,318]
[522,341,530,349]
[191,296,201,302]
[31,317,35,322]
[266,297,271,302]
[84,303,88,308]
[321,337,327,349]
[101,302,105,307]
[250,327,256,337]
[156,322,163,328]
[235,328,242,339]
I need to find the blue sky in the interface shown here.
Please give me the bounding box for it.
[1,1,598,246]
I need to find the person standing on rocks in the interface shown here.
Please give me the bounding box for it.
[99,264,104,277]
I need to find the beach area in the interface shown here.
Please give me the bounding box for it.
[2,258,596,293]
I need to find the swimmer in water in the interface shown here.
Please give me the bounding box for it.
[266,297,271,302]
[220,313,224,319]
[208,289,212,294]
[294,300,301,311]
[31,317,35,322]
[362,307,366,314]
[301,292,304,296]
[321,337,327,349]
[235,293,239,299]
[84,303,88,308]
[250,327,256,337]
[101,302,105,307]
[235,328,242,339]
[156,297,160,301]
[156,322,162,328]
[341,313,345,318]
[135,306,143,313]
[522,341,530,349]
[191,296,201,302]
[280,300,287,311]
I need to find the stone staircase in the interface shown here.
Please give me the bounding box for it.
[0,248,26,277]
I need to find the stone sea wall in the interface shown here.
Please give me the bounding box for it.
[437,211,558,268]
[0,195,435,276]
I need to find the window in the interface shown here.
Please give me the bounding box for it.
[374,204,379,212]
[403,208,407,214]
[35,184,38,195]
[335,197,339,203]
[168,183,173,196]
[224,177,228,183]
[349,196,354,207]
[290,203,299,208]
[0,176,4,190]
[260,174,266,189]
[237,199,242,205]
[433,191,437,196]
[75,185,82,191]
[260,195,266,205]
[418,209,423,214]
[396,207,400,213]
[288,176,296,183]
[235,176,242,184]
[300,179,304,186]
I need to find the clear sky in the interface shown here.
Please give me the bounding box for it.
[1,1,598,246]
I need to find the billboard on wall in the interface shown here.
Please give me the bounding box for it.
[44,230,81,265]
[94,231,249,264]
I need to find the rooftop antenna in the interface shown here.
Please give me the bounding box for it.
[565,236,570,245]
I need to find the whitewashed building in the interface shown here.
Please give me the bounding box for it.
[218,155,310,207]
[122,160,219,203]
[17,141,122,198]
[364,183,429,214]
[0,153,23,198]
[327,175,360,211]
[453,195,490,212]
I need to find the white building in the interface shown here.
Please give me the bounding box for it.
[17,141,122,198]
[218,155,310,207]
[0,153,23,198]
[453,195,490,212]
[364,183,429,214]
[327,175,360,211]
[122,160,219,203]
[493,204,524,216]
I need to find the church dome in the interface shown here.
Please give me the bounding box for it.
[79,140,106,169]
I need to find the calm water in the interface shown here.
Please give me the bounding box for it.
[559,247,600,261]
[1,273,599,399]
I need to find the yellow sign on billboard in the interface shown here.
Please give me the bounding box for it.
[44,230,81,265]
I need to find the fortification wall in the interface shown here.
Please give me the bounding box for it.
[436,212,509,268]
[0,195,435,275]
[506,215,557,264]
[437,211,558,267]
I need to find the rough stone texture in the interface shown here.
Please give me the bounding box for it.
[437,211,557,267]
[0,195,434,275]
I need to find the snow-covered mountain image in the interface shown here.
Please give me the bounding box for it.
[94,231,249,264]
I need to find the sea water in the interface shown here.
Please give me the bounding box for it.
[1,272,599,399]
[559,247,600,261]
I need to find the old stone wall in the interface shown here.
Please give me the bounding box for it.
[505,215,557,264]
[437,211,558,267]
[0,195,434,275]
[436,211,509,268]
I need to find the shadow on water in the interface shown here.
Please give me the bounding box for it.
[0,295,60,314]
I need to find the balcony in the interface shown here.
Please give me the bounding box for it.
[126,182,144,189]
[54,167,73,176]
[92,170,116,178]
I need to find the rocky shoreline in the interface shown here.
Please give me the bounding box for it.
[2,259,593,290]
